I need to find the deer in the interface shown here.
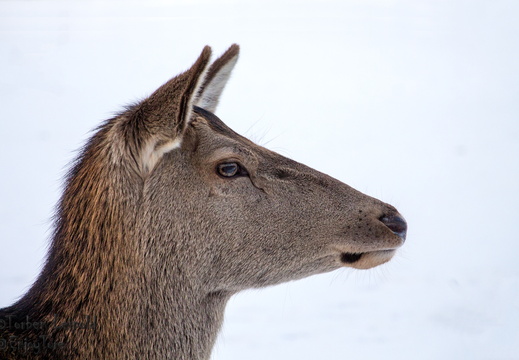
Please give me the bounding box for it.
[0,44,407,360]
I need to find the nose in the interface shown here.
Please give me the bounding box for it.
[380,214,407,241]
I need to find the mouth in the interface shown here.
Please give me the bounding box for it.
[340,249,397,269]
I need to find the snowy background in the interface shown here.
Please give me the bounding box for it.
[1,1,518,359]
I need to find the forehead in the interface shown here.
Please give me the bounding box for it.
[191,106,296,170]
[191,106,289,166]
[192,106,244,142]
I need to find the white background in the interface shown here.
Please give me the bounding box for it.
[1,1,518,359]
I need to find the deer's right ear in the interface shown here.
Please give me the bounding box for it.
[127,46,212,175]
[194,44,240,113]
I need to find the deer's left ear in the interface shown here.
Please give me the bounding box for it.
[194,44,240,113]
[128,46,212,174]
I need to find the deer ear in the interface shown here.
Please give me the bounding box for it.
[129,46,212,174]
[194,44,240,113]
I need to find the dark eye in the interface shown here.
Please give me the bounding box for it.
[217,162,246,178]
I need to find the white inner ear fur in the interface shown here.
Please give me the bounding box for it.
[195,55,238,113]
[140,138,182,174]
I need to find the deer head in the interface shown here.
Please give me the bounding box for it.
[128,44,406,293]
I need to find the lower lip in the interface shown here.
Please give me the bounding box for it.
[340,249,396,265]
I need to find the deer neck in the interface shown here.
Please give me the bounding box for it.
[137,283,230,359]
[20,242,228,359]
[8,130,227,359]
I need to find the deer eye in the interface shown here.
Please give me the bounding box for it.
[217,162,246,178]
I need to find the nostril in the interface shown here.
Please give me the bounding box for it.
[380,214,407,241]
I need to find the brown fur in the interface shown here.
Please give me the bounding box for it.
[0,45,406,359]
